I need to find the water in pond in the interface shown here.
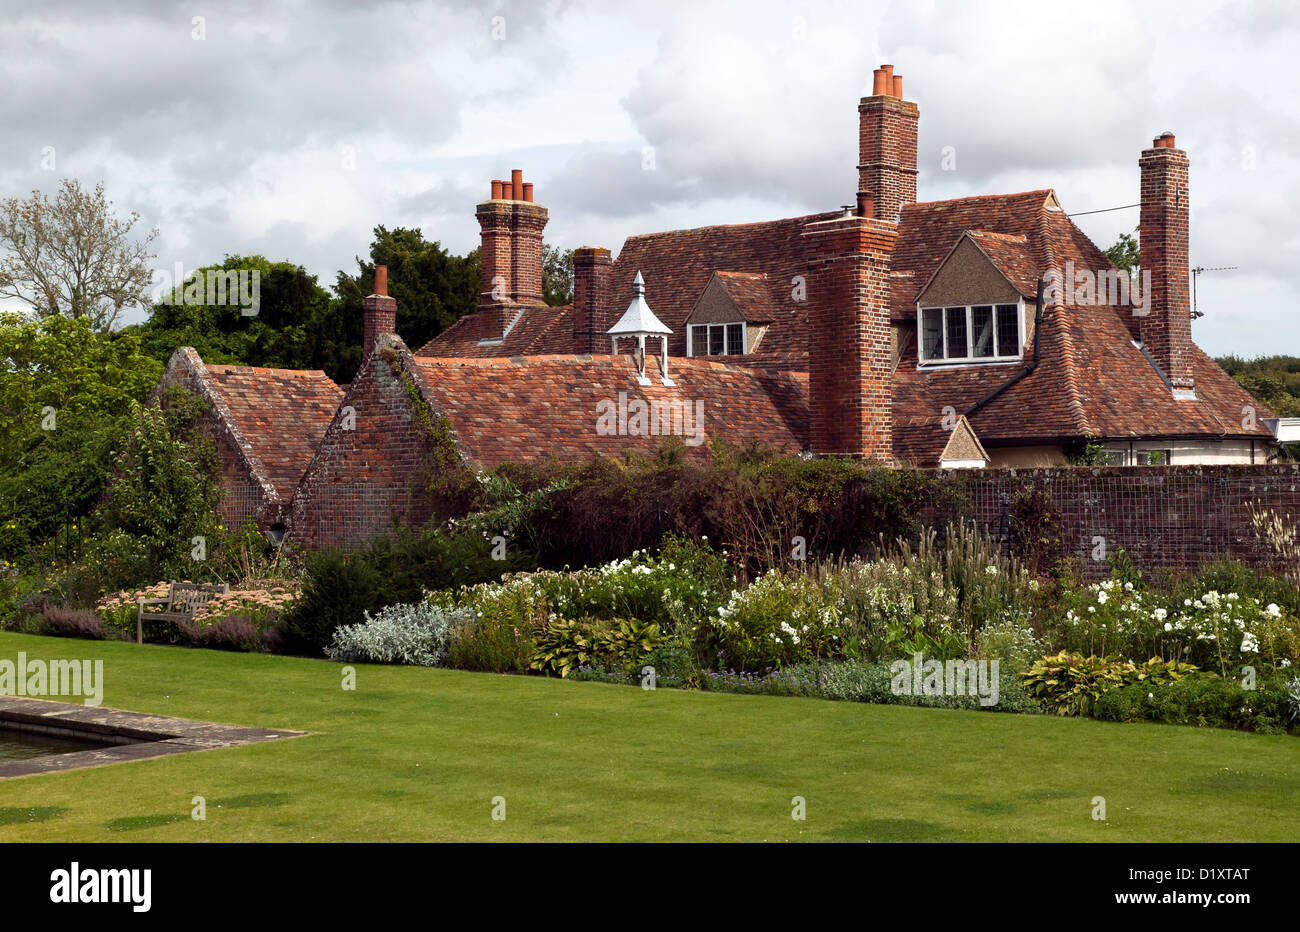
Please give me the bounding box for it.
[0,729,107,761]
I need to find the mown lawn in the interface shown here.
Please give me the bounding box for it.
[0,631,1297,841]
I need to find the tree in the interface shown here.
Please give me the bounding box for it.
[543,245,574,307]
[0,179,158,331]
[95,390,221,587]
[0,312,163,557]
[129,255,335,376]
[1105,228,1140,276]
[333,227,480,364]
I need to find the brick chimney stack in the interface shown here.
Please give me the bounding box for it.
[858,63,919,223]
[1139,132,1193,391]
[572,246,613,354]
[476,170,548,337]
[363,264,397,355]
[803,213,898,458]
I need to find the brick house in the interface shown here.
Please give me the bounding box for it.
[422,64,1276,469]
[157,63,1281,548]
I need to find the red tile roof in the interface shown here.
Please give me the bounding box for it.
[409,353,808,466]
[402,187,1273,451]
[711,271,780,324]
[203,364,343,498]
[416,303,576,357]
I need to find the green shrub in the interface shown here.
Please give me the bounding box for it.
[281,525,516,654]
[1020,651,1118,716]
[1094,670,1296,734]
[701,568,842,671]
[530,616,664,678]
[975,620,1045,674]
[1019,651,1198,716]
[95,390,222,590]
[1053,579,1167,660]
[446,608,535,674]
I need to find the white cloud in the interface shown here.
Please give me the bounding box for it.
[1,0,1294,356]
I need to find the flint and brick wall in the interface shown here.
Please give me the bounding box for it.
[936,464,1300,580]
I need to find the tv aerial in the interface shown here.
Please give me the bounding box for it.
[1190,266,1236,319]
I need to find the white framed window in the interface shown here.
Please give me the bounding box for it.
[688,322,745,357]
[918,301,1023,364]
[1100,447,1173,466]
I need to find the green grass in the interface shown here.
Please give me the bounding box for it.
[1,631,1297,841]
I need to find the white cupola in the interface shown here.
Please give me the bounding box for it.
[606,270,674,386]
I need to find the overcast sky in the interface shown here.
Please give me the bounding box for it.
[2,0,1296,357]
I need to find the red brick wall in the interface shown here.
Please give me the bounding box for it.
[572,246,613,353]
[363,294,397,355]
[286,339,437,550]
[805,215,897,458]
[476,196,549,338]
[937,464,1300,579]
[1139,137,1193,389]
[858,94,919,223]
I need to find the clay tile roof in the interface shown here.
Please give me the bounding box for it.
[203,364,343,498]
[892,190,1057,321]
[964,230,1040,296]
[712,271,780,324]
[409,354,809,466]
[891,414,988,466]
[891,417,956,465]
[606,211,840,364]
[415,304,575,357]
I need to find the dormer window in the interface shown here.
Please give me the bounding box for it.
[919,302,1022,364]
[688,322,745,357]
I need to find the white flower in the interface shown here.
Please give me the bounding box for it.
[985,565,998,576]
[1097,591,1108,605]
[1267,603,1281,618]
[1154,608,1167,622]
[1241,632,1259,654]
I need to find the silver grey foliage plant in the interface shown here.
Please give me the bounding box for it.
[326,601,468,666]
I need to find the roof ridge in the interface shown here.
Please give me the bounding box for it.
[207,364,336,381]
[621,211,839,243]
[909,189,1054,208]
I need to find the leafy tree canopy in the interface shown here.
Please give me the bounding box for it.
[0,313,163,553]
[333,226,480,366]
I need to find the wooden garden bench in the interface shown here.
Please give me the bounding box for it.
[136,582,230,644]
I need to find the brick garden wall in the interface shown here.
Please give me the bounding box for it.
[935,464,1300,580]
